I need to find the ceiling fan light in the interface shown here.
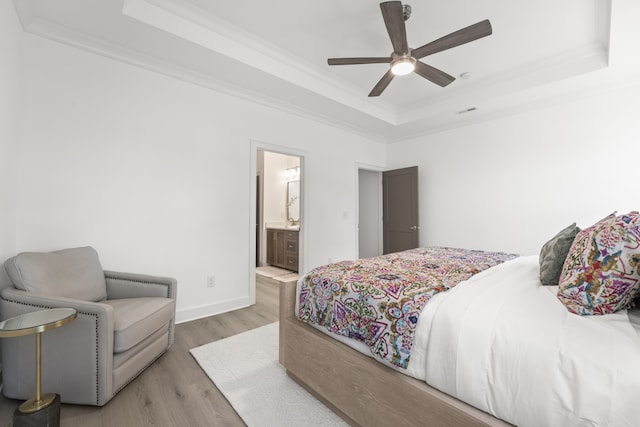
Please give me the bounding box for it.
[391,58,415,76]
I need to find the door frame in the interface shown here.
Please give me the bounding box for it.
[355,163,385,259]
[249,139,306,304]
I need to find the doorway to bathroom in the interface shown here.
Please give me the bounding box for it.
[255,148,302,287]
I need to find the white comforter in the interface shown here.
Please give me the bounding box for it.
[414,255,640,427]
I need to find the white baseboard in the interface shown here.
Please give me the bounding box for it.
[175,296,252,324]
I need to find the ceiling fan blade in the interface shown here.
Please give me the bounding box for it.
[368,70,395,97]
[414,61,455,87]
[412,19,492,59]
[380,1,409,55]
[328,57,391,66]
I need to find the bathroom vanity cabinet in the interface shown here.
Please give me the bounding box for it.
[267,228,299,272]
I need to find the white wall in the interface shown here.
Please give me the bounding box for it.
[0,2,22,284]
[14,6,639,324]
[0,0,24,387]
[15,34,386,322]
[387,84,640,255]
[358,169,382,258]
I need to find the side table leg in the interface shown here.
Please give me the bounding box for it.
[36,331,41,402]
[18,332,56,413]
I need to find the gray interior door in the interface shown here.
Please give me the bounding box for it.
[383,166,419,254]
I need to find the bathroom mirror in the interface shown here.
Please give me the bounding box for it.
[287,180,300,225]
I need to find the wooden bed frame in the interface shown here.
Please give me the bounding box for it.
[278,279,510,427]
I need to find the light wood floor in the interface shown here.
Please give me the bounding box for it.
[0,277,279,427]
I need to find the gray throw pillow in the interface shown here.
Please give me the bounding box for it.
[539,223,580,286]
[4,246,107,301]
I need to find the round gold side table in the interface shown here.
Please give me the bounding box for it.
[0,308,77,423]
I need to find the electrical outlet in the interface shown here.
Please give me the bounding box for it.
[206,276,215,288]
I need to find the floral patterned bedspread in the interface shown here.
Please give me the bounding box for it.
[297,247,518,369]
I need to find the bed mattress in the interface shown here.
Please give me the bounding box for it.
[297,255,640,427]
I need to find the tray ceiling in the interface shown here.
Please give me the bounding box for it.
[14,0,622,142]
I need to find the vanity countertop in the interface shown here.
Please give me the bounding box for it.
[266,225,300,231]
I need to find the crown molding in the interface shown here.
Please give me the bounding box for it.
[24,16,625,145]
[122,0,615,136]
[24,18,389,144]
[387,67,640,143]
[398,42,609,124]
[122,0,398,125]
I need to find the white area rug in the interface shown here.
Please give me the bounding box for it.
[190,322,348,427]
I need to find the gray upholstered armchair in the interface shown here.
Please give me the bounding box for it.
[0,246,177,406]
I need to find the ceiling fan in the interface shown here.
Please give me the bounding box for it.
[327,1,492,97]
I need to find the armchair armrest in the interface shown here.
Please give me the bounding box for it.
[0,287,115,321]
[104,270,177,300]
[0,287,115,405]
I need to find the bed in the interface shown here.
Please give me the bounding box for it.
[278,222,640,427]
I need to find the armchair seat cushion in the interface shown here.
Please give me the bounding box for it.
[4,246,107,302]
[103,297,176,353]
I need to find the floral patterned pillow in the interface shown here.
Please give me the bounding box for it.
[557,212,640,315]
